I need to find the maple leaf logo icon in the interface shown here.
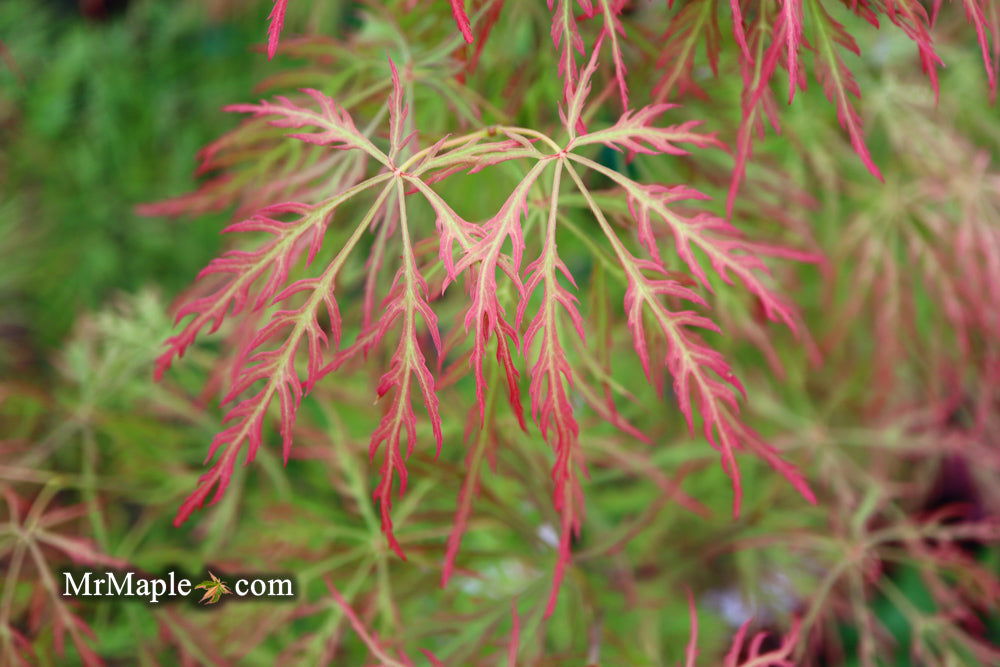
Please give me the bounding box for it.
[194,571,232,605]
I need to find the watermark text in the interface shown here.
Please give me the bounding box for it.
[61,569,295,605]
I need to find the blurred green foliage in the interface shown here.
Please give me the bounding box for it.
[0,0,274,366]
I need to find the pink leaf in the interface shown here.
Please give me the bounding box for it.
[811,5,883,180]
[453,163,547,424]
[549,0,594,105]
[450,0,475,43]
[571,105,722,157]
[517,163,586,616]
[684,589,699,667]
[596,0,630,108]
[367,185,444,558]
[962,0,1000,97]
[387,58,415,162]
[723,616,802,667]
[225,89,389,167]
[266,0,289,60]
[326,579,413,666]
[780,0,804,104]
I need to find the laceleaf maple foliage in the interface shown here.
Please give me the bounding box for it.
[0,487,125,665]
[122,0,1000,662]
[260,0,996,211]
[155,37,815,615]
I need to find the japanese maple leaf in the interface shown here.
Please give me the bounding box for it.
[194,572,232,605]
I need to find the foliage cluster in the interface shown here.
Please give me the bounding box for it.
[1,0,999,664]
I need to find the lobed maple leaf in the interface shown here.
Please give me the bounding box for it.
[194,572,233,605]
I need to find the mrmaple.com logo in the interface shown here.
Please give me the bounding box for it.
[61,569,294,605]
